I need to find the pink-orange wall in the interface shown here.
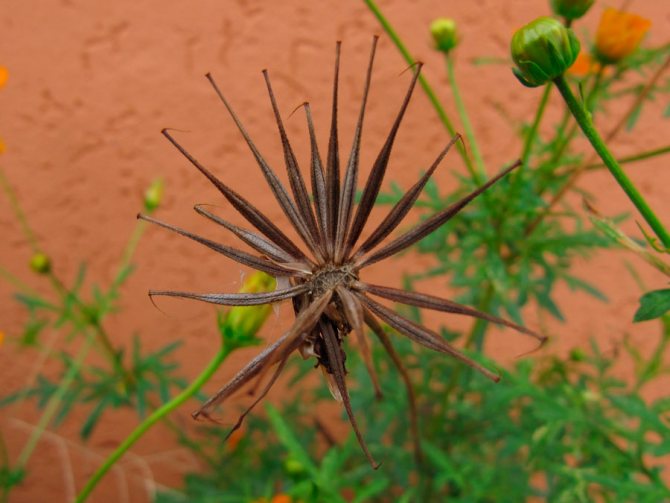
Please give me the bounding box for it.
[1,1,669,501]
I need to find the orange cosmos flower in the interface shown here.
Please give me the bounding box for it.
[568,50,601,77]
[595,7,651,64]
[251,495,293,503]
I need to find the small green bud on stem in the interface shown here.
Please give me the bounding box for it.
[430,18,459,54]
[511,17,580,87]
[219,272,276,350]
[29,252,51,275]
[550,0,594,21]
[143,178,164,213]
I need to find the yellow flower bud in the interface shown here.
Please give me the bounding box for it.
[430,18,459,54]
[29,252,51,275]
[219,272,276,349]
[511,17,580,87]
[143,178,164,213]
[595,8,651,64]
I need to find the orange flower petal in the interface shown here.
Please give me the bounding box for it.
[595,7,651,63]
[0,66,8,88]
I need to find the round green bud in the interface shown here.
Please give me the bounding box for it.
[143,178,164,213]
[430,18,459,54]
[569,348,586,362]
[550,0,595,21]
[29,252,51,275]
[511,17,581,87]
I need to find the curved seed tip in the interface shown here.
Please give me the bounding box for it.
[161,127,190,135]
[515,335,549,359]
[146,291,170,316]
[399,61,424,77]
[492,374,502,383]
[288,101,309,119]
[191,409,224,424]
[193,202,217,212]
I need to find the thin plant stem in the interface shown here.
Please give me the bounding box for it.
[521,83,553,167]
[15,332,95,468]
[445,53,486,182]
[0,265,39,296]
[47,273,134,387]
[465,285,495,351]
[581,144,670,172]
[503,83,553,213]
[74,345,231,503]
[0,429,10,503]
[531,55,670,232]
[362,0,474,174]
[0,166,39,253]
[115,220,147,287]
[554,75,670,248]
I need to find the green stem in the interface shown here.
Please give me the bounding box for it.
[554,75,670,249]
[75,346,231,503]
[583,144,670,172]
[0,166,40,252]
[521,83,552,167]
[114,220,147,288]
[465,285,495,351]
[0,265,39,295]
[47,273,132,386]
[362,0,474,173]
[15,333,95,468]
[504,83,553,208]
[445,54,486,182]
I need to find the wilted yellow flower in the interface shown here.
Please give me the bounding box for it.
[595,8,651,64]
[0,66,8,88]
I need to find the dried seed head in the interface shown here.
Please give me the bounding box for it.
[146,37,541,467]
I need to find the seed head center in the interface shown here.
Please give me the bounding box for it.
[310,263,357,297]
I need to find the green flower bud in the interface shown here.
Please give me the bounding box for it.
[569,348,586,362]
[29,252,51,275]
[143,178,164,213]
[511,17,581,87]
[550,0,594,21]
[430,18,459,54]
[219,272,276,350]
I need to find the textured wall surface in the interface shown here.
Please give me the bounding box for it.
[1,1,669,501]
